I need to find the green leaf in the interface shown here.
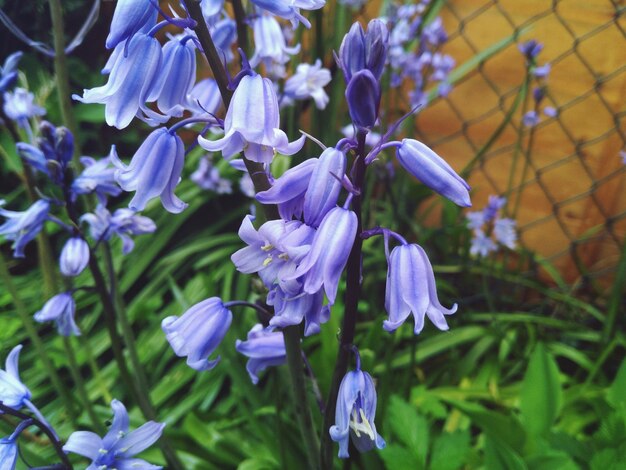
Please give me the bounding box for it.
[484,436,527,470]
[429,430,471,470]
[380,444,421,470]
[520,343,563,436]
[386,395,429,466]
[526,451,579,470]
[607,356,626,410]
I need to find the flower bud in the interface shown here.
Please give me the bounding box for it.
[346,70,381,130]
[59,237,90,277]
[364,19,389,81]
[338,22,366,82]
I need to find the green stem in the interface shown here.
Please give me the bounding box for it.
[48,0,80,161]
[102,243,152,397]
[184,3,320,467]
[62,336,104,433]
[0,253,77,424]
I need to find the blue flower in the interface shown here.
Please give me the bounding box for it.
[199,73,305,163]
[111,128,187,213]
[3,88,46,127]
[250,0,325,28]
[268,284,329,336]
[191,157,233,194]
[81,205,156,254]
[74,33,165,129]
[384,243,457,334]
[106,0,157,49]
[63,399,165,469]
[235,324,286,384]
[0,435,18,470]
[302,147,346,227]
[329,364,385,458]
[34,292,80,336]
[493,218,517,249]
[186,78,222,116]
[518,40,543,61]
[59,237,90,277]
[250,13,300,75]
[71,154,122,204]
[211,18,238,64]
[0,51,22,93]
[16,143,50,176]
[470,229,498,257]
[291,207,357,304]
[201,0,225,24]
[0,199,49,258]
[37,122,74,169]
[346,69,380,130]
[339,20,388,82]
[483,195,506,222]
[162,297,233,371]
[151,38,197,116]
[284,59,332,109]
[0,345,31,409]
[396,138,471,207]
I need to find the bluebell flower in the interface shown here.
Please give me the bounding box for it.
[111,128,187,213]
[470,229,497,257]
[3,88,46,127]
[151,38,197,116]
[346,69,381,130]
[466,211,485,230]
[250,13,300,76]
[291,207,357,304]
[493,218,517,249]
[364,19,389,81]
[250,0,325,28]
[191,157,233,194]
[543,106,557,117]
[422,17,448,46]
[0,199,49,258]
[384,243,457,334]
[64,399,165,469]
[81,205,156,254]
[284,59,331,109]
[0,345,31,409]
[16,143,50,176]
[396,138,471,207]
[71,155,122,204]
[231,216,314,291]
[162,297,233,371]
[483,195,506,222]
[74,33,165,129]
[59,237,90,277]
[0,435,18,470]
[106,0,158,49]
[256,158,318,220]
[235,324,286,384]
[198,73,305,163]
[268,284,329,336]
[186,78,222,116]
[339,20,388,82]
[533,63,551,78]
[0,51,22,93]
[34,292,80,336]
[339,23,366,82]
[36,122,74,168]
[303,147,346,227]
[212,18,238,64]
[329,363,385,458]
[522,110,539,127]
[201,0,225,24]
[518,40,543,61]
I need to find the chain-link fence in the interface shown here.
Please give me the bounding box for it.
[409,0,625,294]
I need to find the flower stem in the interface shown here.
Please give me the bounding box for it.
[0,402,73,469]
[320,131,367,468]
[184,3,320,467]
[48,0,80,162]
[0,253,78,425]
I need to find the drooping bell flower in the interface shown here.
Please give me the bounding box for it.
[35,122,74,169]
[81,205,156,255]
[198,73,305,163]
[250,0,325,28]
[16,143,49,176]
[346,69,381,130]
[303,147,346,228]
[34,292,81,336]
[64,400,165,469]
[0,199,49,258]
[384,243,457,334]
[71,155,122,204]
[268,284,330,336]
[111,128,187,213]
[284,59,332,110]
[290,207,357,304]
[0,434,18,470]
[151,38,197,116]
[212,18,238,64]
[186,78,222,116]
[396,138,471,207]
[0,345,31,409]
[106,0,158,49]
[161,297,233,371]
[250,13,300,74]
[329,355,385,458]
[59,237,90,277]
[201,0,225,25]
[74,33,165,129]
[235,324,286,384]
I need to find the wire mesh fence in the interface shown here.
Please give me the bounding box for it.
[409,0,626,295]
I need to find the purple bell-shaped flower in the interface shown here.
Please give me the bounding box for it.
[235,324,286,384]
[59,237,90,277]
[34,292,81,336]
[111,128,187,213]
[198,73,305,163]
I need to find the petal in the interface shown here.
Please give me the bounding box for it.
[62,431,103,459]
[115,421,165,457]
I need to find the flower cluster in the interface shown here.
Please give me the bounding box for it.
[518,40,557,127]
[466,195,517,257]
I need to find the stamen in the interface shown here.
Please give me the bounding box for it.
[261,244,273,252]
[263,255,273,267]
